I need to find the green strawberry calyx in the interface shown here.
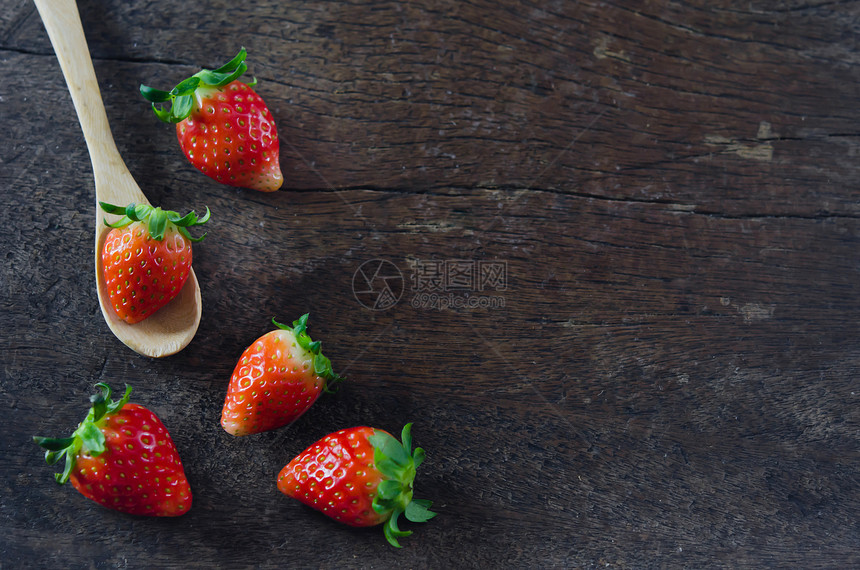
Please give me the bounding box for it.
[272,314,344,391]
[32,383,133,485]
[368,423,437,548]
[99,201,210,243]
[139,47,257,124]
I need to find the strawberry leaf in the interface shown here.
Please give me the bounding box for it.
[405,500,436,523]
[383,509,413,548]
[195,63,247,87]
[377,480,401,501]
[140,48,255,123]
[367,424,437,547]
[99,202,209,242]
[44,448,66,466]
[31,436,74,452]
[412,447,426,470]
[105,384,133,414]
[369,430,410,467]
[98,202,129,216]
[313,353,331,377]
[171,95,194,121]
[401,423,413,454]
[172,76,201,97]
[139,85,172,103]
[79,423,105,455]
[33,384,134,485]
[211,47,247,74]
[148,208,168,241]
[373,457,400,477]
[88,383,109,422]
[56,454,75,484]
[151,103,173,122]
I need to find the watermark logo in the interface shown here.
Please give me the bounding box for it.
[353,258,507,311]
[352,259,404,311]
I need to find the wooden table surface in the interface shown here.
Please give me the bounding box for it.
[2,0,859,567]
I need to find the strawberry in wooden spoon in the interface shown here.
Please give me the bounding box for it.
[100,201,209,324]
[140,48,283,192]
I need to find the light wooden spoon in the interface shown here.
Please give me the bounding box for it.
[35,0,202,358]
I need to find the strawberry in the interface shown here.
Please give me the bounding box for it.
[221,314,342,436]
[277,424,436,547]
[33,383,192,517]
[99,201,209,324]
[140,48,283,192]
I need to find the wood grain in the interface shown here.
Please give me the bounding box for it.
[1,0,859,567]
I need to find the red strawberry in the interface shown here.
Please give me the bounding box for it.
[33,383,192,517]
[140,48,283,192]
[277,424,436,547]
[221,314,342,436]
[99,201,208,324]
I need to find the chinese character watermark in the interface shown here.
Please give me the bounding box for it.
[409,259,507,311]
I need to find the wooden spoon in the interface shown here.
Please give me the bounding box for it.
[35,0,202,358]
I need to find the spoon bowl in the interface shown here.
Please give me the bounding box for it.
[35,0,202,357]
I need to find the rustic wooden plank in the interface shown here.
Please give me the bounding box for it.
[8,0,859,215]
[1,0,859,567]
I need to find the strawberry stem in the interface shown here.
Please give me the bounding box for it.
[99,201,210,242]
[272,314,344,390]
[33,383,132,485]
[368,423,437,547]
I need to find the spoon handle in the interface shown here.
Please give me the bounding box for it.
[34,0,147,205]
